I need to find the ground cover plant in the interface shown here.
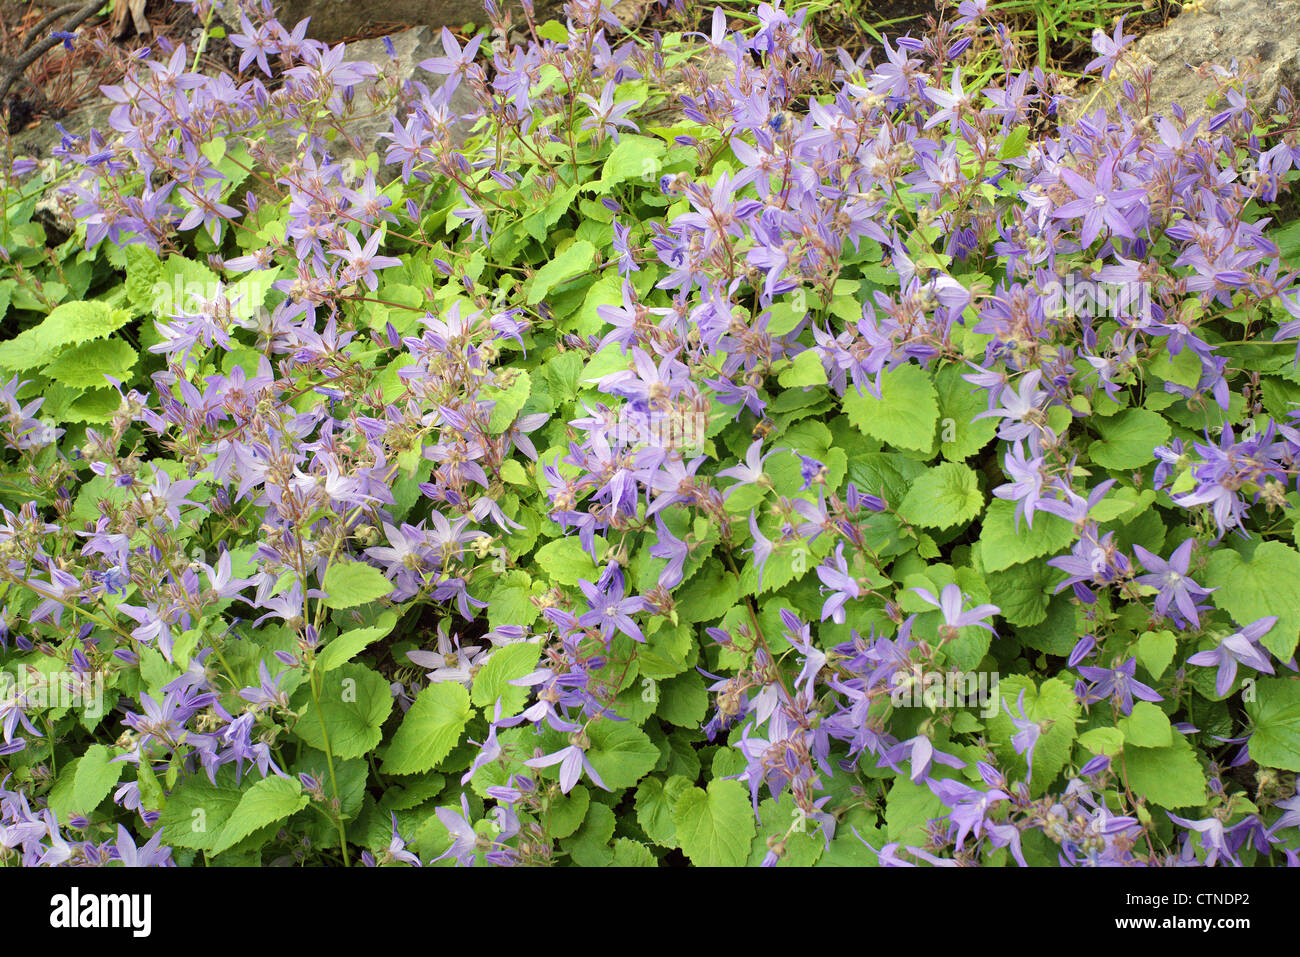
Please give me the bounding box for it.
[2,0,1300,867]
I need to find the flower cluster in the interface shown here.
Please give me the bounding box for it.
[0,0,1299,867]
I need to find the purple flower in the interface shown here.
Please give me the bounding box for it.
[877,734,966,783]
[431,794,478,866]
[329,230,402,291]
[524,743,608,793]
[1132,540,1215,628]
[649,514,688,589]
[1187,617,1277,697]
[1166,812,1239,866]
[577,567,645,643]
[911,583,1000,635]
[1084,15,1135,79]
[923,67,975,130]
[797,454,826,491]
[383,813,423,866]
[1002,689,1042,776]
[973,370,1046,443]
[928,776,1008,851]
[577,81,639,143]
[418,27,483,93]
[229,14,277,75]
[717,440,775,494]
[1051,158,1145,246]
[1076,658,1162,715]
[746,512,775,590]
[816,543,861,624]
[993,442,1048,529]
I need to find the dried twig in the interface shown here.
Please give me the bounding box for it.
[108,0,150,39]
[0,0,102,105]
[22,3,87,49]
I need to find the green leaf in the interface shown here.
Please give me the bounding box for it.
[998,124,1028,159]
[976,499,1075,573]
[1088,408,1172,470]
[842,363,938,452]
[1016,598,1080,656]
[987,675,1078,791]
[674,560,738,623]
[897,462,983,529]
[57,745,123,818]
[1137,630,1177,680]
[0,301,130,371]
[1089,486,1155,523]
[500,459,530,485]
[573,276,624,338]
[747,795,823,867]
[1078,727,1124,756]
[611,837,658,866]
[639,620,694,679]
[1204,542,1300,660]
[160,254,218,304]
[672,779,756,867]
[65,388,122,423]
[534,537,597,586]
[484,371,531,433]
[986,562,1053,628]
[635,774,692,847]
[1121,734,1207,808]
[777,348,827,388]
[586,720,659,790]
[1118,700,1172,748]
[847,452,926,505]
[124,243,162,314]
[1245,678,1300,771]
[158,776,243,851]
[383,682,472,775]
[767,299,806,337]
[322,561,393,609]
[818,825,883,866]
[537,20,568,41]
[564,802,615,866]
[486,570,541,630]
[522,185,579,243]
[529,240,595,303]
[135,759,164,811]
[592,135,666,194]
[317,614,398,672]
[296,753,367,822]
[43,338,137,388]
[295,663,393,760]
[471,641,542,716]
[655,672,708,727]
[935,363,998,461]
[547,785,590,839]
[885,774,946,845]
[212,776,309,855]
[1149,346,1202,390]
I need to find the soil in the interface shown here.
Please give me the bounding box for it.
[1,0,240,135]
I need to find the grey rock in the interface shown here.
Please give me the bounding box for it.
[332,24,479,154]
[12,70,115,161]
[14,25,476,197]
[1076,0,1300,120]
[274,0,492,42]
[252,24,479,186]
